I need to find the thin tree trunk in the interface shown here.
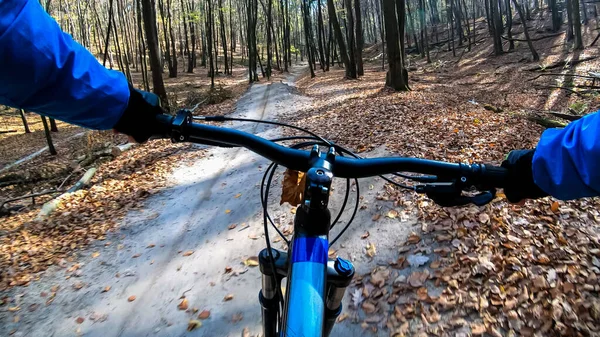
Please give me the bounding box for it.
[506,0,514,50]
[327,0,353,77]
[418,0,430,62]
[141,0,168,103]
[219,0,230,75]
[20,110,31,134]
[317,0,327,71]
[49,118,58,132]
[301,0,316,77]
[345,0,358,78]
[41,116,57,155]
[511,0,539,60]
[572,0,583,49]
[207,0,215,86]
[355,0,364,75]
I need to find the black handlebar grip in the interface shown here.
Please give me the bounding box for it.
[481,164,508,188]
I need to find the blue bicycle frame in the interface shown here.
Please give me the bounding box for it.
[257,146,355,337]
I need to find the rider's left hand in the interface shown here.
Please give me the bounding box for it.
[113,85,166,143]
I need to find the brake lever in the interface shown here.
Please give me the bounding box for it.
[416,182,496,207]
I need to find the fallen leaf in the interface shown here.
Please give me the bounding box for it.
[182,251,194,257]
[328,248,337,258]
[551,201,559,213]
[225,209,231,214]
[225,266,233,273]
[362,301,376,314]
[91,252,100,258]
[101,286,111,293]
[127,295,136,302]
[198,310,211,319]
[224,294,234,301]
[407,270,429,287]
[75,317,85,324]
[244,256,259,267]
[280,169,307,206]
[337,313,349,322]
[228,224,237,230]
[178,298,189,310]
[407,254,429,267]
[361,231,370,239]
[478,213,490,224]
[8,306,20,312]
[242,327,250,337]
[430,260,441,269]
[407,233,421,244]
[132,253,141,258]
[417,287,429,300]
[471,323,486,335]
[146,244,155,248]
[372,214,381,221]
[50,285,59,292]
[187,320,202,331]
[386,209,399,218]
[366,243,377,257]
[234,193,242,198]
[232,313,243,322]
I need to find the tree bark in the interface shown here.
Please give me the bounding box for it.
[354,0,365,75]
[20,110,30,134]
[207,0,216,86]
[141,0,168,103]
[511,0,539,60]
[383,0,409,90]
[345,0,358,78]
[317,0,327,71]
[572,0,584,49]
[327,0,353,78]
[41,116,57,155]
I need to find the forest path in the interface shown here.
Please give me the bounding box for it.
[1,66,422,337]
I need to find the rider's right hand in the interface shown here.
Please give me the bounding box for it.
[113,85,166,143]
[501,149,549,203]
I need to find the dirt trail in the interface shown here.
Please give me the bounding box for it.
[1,67,424,337]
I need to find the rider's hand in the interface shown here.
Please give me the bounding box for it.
[113,85,165,143]
[501,149,548,203]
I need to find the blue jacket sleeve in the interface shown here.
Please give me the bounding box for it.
[533,109,600,200]
[0,0,129,130]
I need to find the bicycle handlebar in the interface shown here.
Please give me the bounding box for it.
[157,111,508,205]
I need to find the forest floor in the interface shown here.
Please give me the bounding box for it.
[1,9,600,337]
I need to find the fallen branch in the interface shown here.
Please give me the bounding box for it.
[527,73,600,81]
[36,167,97,220]
[548,112,582,121]
[501,32,563,42]
[0,130,17,134]
[527,56,598,71]
[527,115,568,128]
[534,85,586,96]
[0,189,62,211]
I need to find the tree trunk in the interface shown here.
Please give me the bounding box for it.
[490,0,503,55]
[136,0,150,91]
[219,0,230,75]
[376,0,385,70]
[49,118,58,132]
[355,0,365,75]
[20,110,30,134]
[167,0,178,75]
[383,0,409,90]
[141,0,168,103]
[327,0,353,78]
[506,0,514,50]
[549,0,561,32]
[302,0,316,77]
[418,0,430,62]
[266,0,273,78]
[566,0,574,41]
[41,116,57,156]
[317,0,327,71]
[572,0,583,49]
[186,0,197,73]
[511,0,539,60]
[207,0,216,86]
[158,0,176,77]
[345,0,358,78]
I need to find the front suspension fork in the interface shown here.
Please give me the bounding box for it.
[258,248,355,337]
